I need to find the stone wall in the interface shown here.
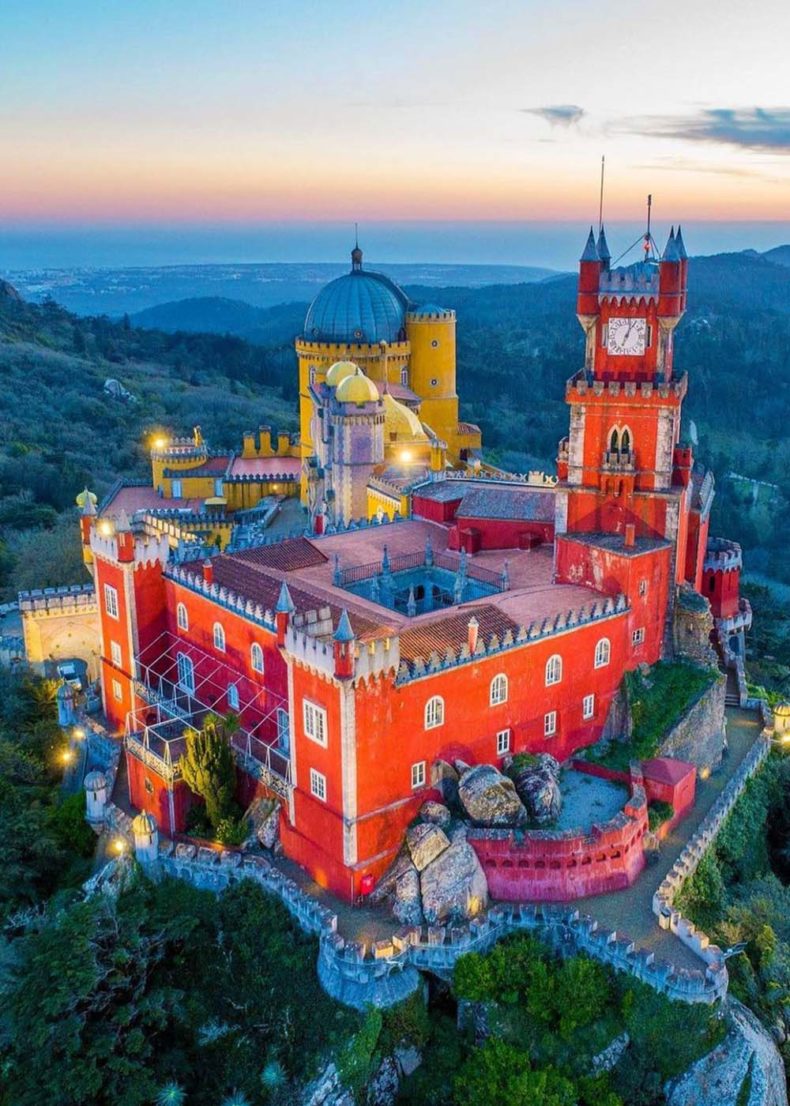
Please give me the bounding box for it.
[657,674,727,770]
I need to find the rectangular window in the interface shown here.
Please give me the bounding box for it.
[544,711,557,738]
[110,640,122,668]
[277,708,291,753]
[601,323,608,347]
[632,628,645,646]
[104,583,119,619]
[496,728,511,756]
[112,678,123,702]
[172,479,182,498]
[638,579,648,597]
[411,761,426,789]
[583,694,595,721]
[303,700,328,747]
[309,768,326,802]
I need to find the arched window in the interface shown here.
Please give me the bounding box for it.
[425,696,444,730]
[227,682,240,711]
[176,602,188,631]
[250,642,264,674]
[594,638,611,669]
[213,622,226,652]
[176,652,194,694]
[609,427,620,454]
[545,654,562,686]
[620,427,631,454]
[490,673,508,706]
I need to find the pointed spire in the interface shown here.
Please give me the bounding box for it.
[596,224,611,264]
[115,509,131,533]
[580,226,599,262]
[275,581,295,614]
[663,226,680,261]
[675,225,688,260]
[80,488,97,517]
[351,228,363,271]
[333,609,355,642]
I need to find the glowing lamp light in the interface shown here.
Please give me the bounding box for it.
[399,449,413,464]
[113,838,126,856]
[98,519,114,537]
[61,749,73,765]
[152,435,169,450]
[73,727,85,740]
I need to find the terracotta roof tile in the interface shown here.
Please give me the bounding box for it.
[233,537,327,572]
[458,486,555,522]
[399,603,520,662]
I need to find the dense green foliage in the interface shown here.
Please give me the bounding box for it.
[677,752,790,1065]
[589,661,719,771]
[0,874,359,1106]
[0,671,95,920]
[396,933,724,1105]
[179,714,242,836]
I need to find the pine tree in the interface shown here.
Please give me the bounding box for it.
[179,713,236,829]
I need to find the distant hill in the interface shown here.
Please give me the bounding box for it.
[131,297,306,345]
[763,244,790,268]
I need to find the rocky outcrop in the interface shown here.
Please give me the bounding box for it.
[510,754,562,825]
[420,839,488,924]
[407,823,450,871]
[433,760,460,805]
[666,999,788,1106]
[420,800,452,829]
[457,764,528,827]
[393,868,424,925]
[658,672,726,771]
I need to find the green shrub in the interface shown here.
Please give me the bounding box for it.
[647,800,674,832]
[215,815,248,846]
[337,1008,382,1096]
[379,990,431,1054]
[48,790,96,857]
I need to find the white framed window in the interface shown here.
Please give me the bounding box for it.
[176,602,188,631]
[594,638,610,669]
[638,579,648,597]
[310,768,326,802]
[250,642,264,674]
[545,654,562,686]
[112,678,123,702]
[583,693,595,721]
[400,367,409,385]
[303,699,328,747]
[172,479,182,498]
[104,583,119,620]
[496,728,511,756]
[213,622,226,652]
[110,640,122,668]
[424,695,444,730]
[489,673,508,706]
[632,627,645,646]
[544,710,557,738]
[411,761,426,789]
[227,682,240,711]
[176,652,195,694]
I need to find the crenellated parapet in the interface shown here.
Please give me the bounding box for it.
[90,527,171,569]
[396,594,628,685]
[18,583,96,615]
[566,370,688,402]
[353,636,401,683]
[704,537,742,572]
[284,624,335,678]
[165,563,276,630]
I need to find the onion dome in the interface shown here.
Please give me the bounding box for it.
[76,487,98,514]
[132,811,158,835]
[409,303,447,316]
[775,702,790,718]
[325,360,359,388]
[382,392,428,442]
[336,367,380,405]
[84,770,107,791]
[303,245,410,344]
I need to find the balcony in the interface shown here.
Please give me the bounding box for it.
[601,450,636,472]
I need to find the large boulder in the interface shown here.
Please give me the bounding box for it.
[420,800,452,829]
[393,867,424,926]
[511,756,562,826]
[370,849,414,903]
[433,759,460,805]
[407,822,450,871]
[457,764,528,827]
[420,840,489,924]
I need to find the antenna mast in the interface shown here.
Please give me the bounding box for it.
[598,155,606,234]
[644,194,652,257]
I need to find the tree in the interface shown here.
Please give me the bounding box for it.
[178,713,237,830]
[453,1040,576,1106]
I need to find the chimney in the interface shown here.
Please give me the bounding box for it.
[624,523,636,549]
[467,616,479,654]
[202,559,214,584]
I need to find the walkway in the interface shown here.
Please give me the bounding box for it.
[570,706,761,971]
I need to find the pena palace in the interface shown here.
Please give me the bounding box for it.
[74,225,752,901]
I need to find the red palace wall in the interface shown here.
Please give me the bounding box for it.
[468,786,648,902]
[572,758,696,839]
[126,747,195,835]
[704,566,741,620]
[411,493,463,523]
[450,516,554,552]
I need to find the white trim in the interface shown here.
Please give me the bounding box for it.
[582,693,595,721]
[110,640,122,668]
[544,710,557,737]
[309,768,326,802]
[489,673,508,706]
[303,699,328,747]
[411,761,426,789]
[340,682,358,865]
[424,695,444,730]
[496,728,511,755]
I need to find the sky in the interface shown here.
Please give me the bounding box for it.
[2,0,790,268]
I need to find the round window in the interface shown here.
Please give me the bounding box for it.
[431,339,440,348]
[431,378,438,386]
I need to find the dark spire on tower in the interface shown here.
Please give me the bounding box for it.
[675,225,688,260]
[663,226,680,262]
[597,225,611,267]
[580,226,599,262]
[351,223,363,270]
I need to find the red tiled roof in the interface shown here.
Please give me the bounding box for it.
[229,456,301,477]
[641,757,696,786]
[163,456,230,477]
[102,484,204,517]
[233,537,327,572]
[399,603,520,662]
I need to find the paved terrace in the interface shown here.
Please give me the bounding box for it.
[268,707,762,974]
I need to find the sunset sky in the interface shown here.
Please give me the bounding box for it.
[2,0,790,265]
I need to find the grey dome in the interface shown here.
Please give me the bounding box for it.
[304,249,410,344]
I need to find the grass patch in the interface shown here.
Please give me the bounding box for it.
[648,800,674,832]
[588,661,719,771]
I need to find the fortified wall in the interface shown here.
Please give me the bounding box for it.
[19,584,100,680]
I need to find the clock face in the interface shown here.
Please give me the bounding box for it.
[607,316,647,356]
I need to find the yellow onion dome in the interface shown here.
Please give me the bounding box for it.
[335,368,380,405]
[325,360,359,387]
[382,392,429,442]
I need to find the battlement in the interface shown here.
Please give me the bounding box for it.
[395,593,628,685]
[354,636,401,682]
[566,370,687,402]
[166,563,277,630]
[18,583,97,615]
[285,624,335,677]
[90,527,171,568]
[296,337,410,356]
[704,536,742,572]
[406,308,455,322]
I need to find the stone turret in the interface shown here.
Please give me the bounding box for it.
[84,770,108,826]
[132,811,159,863]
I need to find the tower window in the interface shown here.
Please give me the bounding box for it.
[103,584,119,620]
[303,699,328,747]
[490,673,508,706]
[251,642,264,674]
[425,695,444,730]
[583,694,596,721]
[110,640,122,668]
[213,622,226,652]
[620,428,631,454]
[496,728,511,756]
[176,602,188,631]
[401,367,409,385]
[609,428,619,454]
[594,638,611,669]
[545,654,562,686]
[411,761,426,789]
[310,768,327,802]
[544,711,557,738]
[632,628,645,646]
